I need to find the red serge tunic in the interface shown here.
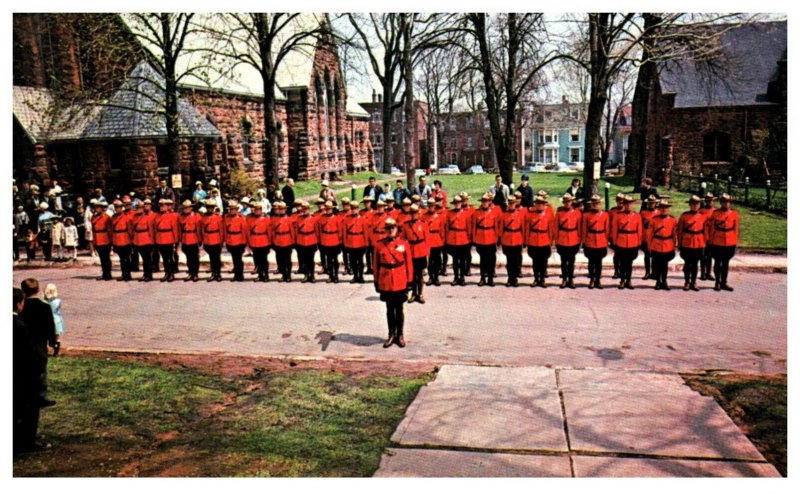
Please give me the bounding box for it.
[179,212,202,246]
[373,236,414,293]
[555,207,582,247]
[317,214,343,247]
[402,219,430,259]
[224,213,249,247]
[271,216,296,248]
[445,208,471,246]
[640,209,656,245]
[611,211,643,248]
[294,215,318,247]
[647,214,678,253]
[343,214,369,249]
[154,212,180,245]
[471,208,500,246]
[369,212,391,246]
[133,212,156,247]
[92,213,112,247]
[524,209,556,248]
[707,208,740,247]
[422,210,446,249]
[581,210,610,249]
[500,209,524,247]
[111,213,133,247]
[677,210,708,249]
[202,214,224,246]
[247,215,272,249]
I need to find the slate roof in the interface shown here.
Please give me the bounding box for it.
[659,21,786,108]
[13,62,220,143]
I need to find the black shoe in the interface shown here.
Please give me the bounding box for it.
[619,281,625,289]
[714,282,721,291]
[560,279,567,289]
[700,273,708,280]
[721,284,734,291]
[625,281,634,290]
[683,283,690,291]
[707,274,716,281]
[588,279,595,289]
[487,278,494,287]
[451,280,459,286]
[39,398,56,408]
[595,279,603,290]
[642,273,650,280]
[567,279,575,289]
[690,283,700,292]
[458,279,466,286]
[478,277,486,287]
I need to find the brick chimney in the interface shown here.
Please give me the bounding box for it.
[372,89,377,103]
[378,93,382,103]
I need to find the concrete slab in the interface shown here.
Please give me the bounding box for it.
[392,385,568,451]
[433,365,557,389]
[374,448,572,477]
[572,456,780,477]
[558,368,694,395]
[563,390,766,460]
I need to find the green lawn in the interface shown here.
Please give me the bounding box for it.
[292,171,392,199]
[13,356,431,477]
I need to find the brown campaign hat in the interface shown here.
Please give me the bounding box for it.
[362,196,374,202]
[411,194,421,202]
[182,200,193,207]
[376,200,386,206]
[386,196,395,202]
[704,192,717,201]
[165,199,174,205]
[621,194,636,203]
[385,217,398,227]
[615,192,625,201]
[427,198,436,205]
[534,195,549,204]
[143,198,152,205]
[719,193,734,202]
[537,190,549,197]
[274,201,286,209]
[251,202,263,209]
[657,199,671,208]
[324,201,334,208]
[481,193,492,201]
[113,199,123,206]
[341,197,351,204]
[688,195,702,204]
[452,195,462,203]
[588,194,603,204]
[315,198,325,204]
[561,193,574,203]
[409,204,419,213]
[402,198,412,205]
[646,195,659,203]
[351,201,360,208]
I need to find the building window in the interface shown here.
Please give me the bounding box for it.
[450,138,456,149]
[571,109,580,120]
[570,148,581,162]
[545,111,552,119]
[391,133,397,144]
[448,118,455,130]
[570,129,580,142]
[205,143,214,169]
[107,143,124,170]
[372,112,380,122]
[483,117,490,128]
[466,136,473,148]
[241,118,254,161]
[450,153,457,164]
[466,115,473,129]
[543,129,557,144]
[483,136,489,148]
[703,131,732,163]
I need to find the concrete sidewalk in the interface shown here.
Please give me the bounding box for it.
[17,248,787,274]
[375,365,780,477]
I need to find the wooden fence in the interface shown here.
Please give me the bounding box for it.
[670,171,786,215]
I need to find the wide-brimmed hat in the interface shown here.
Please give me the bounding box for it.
[657,199,671,208]
[719,193,734,202]
[409,204,419,213]
[620,195,636,203]
[561,193,574,203]
[588,194,603,204]
[385,217,398,227]
[688,195,702,204]
[534,195,549,204]
[402,198,412,205]
[704,192,717,201]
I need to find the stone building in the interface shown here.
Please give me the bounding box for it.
[359,94,429,170]
[641,21,786,184]
[12,13,373,199]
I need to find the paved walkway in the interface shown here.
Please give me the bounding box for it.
[375,365,780,477]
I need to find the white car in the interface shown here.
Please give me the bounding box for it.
[415,168,427,177]
[390,167,403,176]
[466,164,486,174]
[570,161,585,172]
[438,164,461,175]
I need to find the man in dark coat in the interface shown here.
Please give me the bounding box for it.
[13,287,48,453]
[20,278,56,408]
[154,178,176,204]
[363,176,382,201]
[281,179,296,213]
[565,178,585,202]
[516,174,535,208]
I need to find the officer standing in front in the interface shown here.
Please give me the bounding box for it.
[373,217,414,348]
[707,193,739,291]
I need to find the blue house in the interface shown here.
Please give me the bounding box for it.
[527,99,586,165]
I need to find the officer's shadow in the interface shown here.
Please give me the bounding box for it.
[315,330,385,351]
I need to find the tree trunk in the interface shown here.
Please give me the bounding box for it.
[381,79,394,174]
[628,13,661,184]
[583,93,606,194]
[262,78,279,188]
[583,14,610,195]
[402,14,416,188]
[161,15,181,191]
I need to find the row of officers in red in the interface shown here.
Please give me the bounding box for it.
[89,188,740,295]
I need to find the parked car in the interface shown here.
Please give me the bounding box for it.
[390,167,403,176]
[415,168,427,177]
[466,164,486,175]
[570,161,585,172]
[438,164,461,175]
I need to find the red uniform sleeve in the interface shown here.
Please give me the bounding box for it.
[405,240,414,284]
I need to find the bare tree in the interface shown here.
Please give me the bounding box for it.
[124,14,200,180]
[602,63,635,167]
[205,13,326,188]
[455,13,561,185]
[347,13,404,173]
